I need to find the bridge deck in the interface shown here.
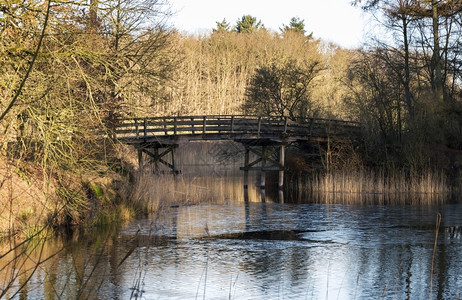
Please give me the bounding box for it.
[114,115,360,145]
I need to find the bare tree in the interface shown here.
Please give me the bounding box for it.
[355,0,462,103]
[244,59,321,119]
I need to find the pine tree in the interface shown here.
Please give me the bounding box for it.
[235,15,263,33]
[214,18,231,33]
[281,17,312,38]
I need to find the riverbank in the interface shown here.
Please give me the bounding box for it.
[0,154,138,239]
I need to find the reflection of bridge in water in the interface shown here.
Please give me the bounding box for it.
[114,115,361,191]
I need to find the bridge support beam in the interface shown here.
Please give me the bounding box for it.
[240,142,286,194]
[279,144,285,190]
[136,143,179,174]
[138,149,143,169]
[278,144,285,203]
[244,147,250,190]
[260,146,267,190]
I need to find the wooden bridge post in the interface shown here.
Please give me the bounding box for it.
[278,144,285,203]
[279,144,285,190]
[135,119,139,137]
[173,117,177,135]
[244,194,250,231]
[137,149,143,169]
[260,145,266,190]
[154,148,159,171]
[257,117,262,137]
[243,146,250,189]
[202,116,206,137]
[171,146,177,174]
[163,117,168,135]
[260,186,266,203]
[231,116,235,133]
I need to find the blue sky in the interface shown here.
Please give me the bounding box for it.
[168,0,367,48]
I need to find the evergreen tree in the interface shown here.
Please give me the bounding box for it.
[281,17,313,38]
[235,15,263,33]
[213,18,231,33]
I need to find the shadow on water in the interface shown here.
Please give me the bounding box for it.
[208,229,314,241]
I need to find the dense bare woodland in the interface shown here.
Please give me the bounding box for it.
[1,1,462,234]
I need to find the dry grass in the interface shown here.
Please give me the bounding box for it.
[123,141,458,206]
[295,169,453,204]
[0,158,53,237]
[0,154,136,237]
[125,166,456,207]
[120,140,269,211]
[125,167,266,213]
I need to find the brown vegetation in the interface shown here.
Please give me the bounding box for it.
[1,0,462,237]
[1,4,462,297]
[307,169,450,205]
[0,154,138,238]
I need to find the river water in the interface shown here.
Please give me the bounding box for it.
[4,196,462,299]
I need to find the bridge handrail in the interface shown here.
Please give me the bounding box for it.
[113,115,361,140]
[114,115,360,125]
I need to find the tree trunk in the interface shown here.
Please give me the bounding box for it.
[89,0,98,32]
[402,15,413,116]
[431,0,444,102]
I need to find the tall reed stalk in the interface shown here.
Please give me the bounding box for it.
[430,213,442,300]
[290,169,453,204]
[125,141,459,205]
[126,167,265,213]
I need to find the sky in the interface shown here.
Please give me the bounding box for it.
[168,0,367,49]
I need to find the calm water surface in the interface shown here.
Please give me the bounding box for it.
[5,201,462,299]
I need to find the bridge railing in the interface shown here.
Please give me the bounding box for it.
[113,115,360,140]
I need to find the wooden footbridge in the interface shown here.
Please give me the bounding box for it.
[113,115,361,190]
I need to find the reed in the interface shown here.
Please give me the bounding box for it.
[430,213,442,300]
[126,168,267,213]
[128,168,455,207]
[288,169,454,205]
[128,140,459,206]
[126,141,460,206]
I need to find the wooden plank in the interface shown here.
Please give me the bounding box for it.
[114,115,361,141]
[240,166,284,171]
